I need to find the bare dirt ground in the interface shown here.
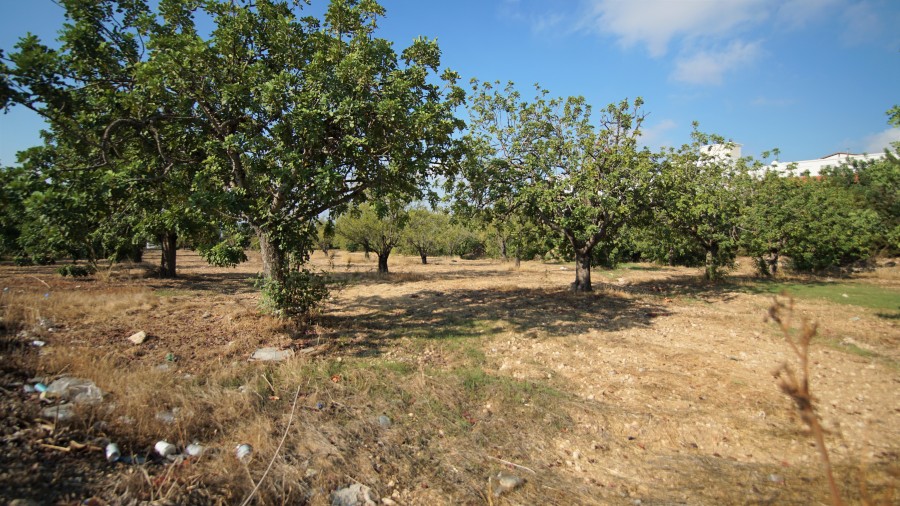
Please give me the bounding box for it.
[0,250,897,505]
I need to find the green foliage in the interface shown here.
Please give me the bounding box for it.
[455,81,653,290]
[199,242,248,268]
[400,207,451,263]
[57,264,95,277]
[257,269,329,319]
[335,202,407,273]
[820,151,900,255]
[742,170,880,274]
[655,127,750,280]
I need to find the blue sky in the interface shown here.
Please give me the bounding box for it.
[2,0,898,165]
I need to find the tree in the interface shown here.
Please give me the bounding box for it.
[819,141,899,256]
[3,0,463,308]
[402,207,450,264]
[655,128,750,281]
[140,0,463,289]
[1,0,211,277]
[335,202,407,274]
[741,170,794,276]
[457,81,653,291]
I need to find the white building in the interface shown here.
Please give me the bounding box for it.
[763,151,887,177]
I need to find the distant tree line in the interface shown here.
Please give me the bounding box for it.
[1,0,897,315]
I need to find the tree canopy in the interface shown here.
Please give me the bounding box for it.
[454,81,654,291]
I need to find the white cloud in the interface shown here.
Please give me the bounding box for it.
[581,0,768,57]
[774,0,842,29]
[671,40,762,85]
[639,118,677,149]
[863,127,900,153]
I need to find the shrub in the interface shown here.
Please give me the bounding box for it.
[199,243,248,268]
[57,264,95,277]
[257,269,329,318]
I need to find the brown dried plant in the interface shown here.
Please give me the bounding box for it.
[769,296,844,506]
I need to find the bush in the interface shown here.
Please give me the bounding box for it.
[13,255,32,266]
[257,269,329,318]
[57,264,95,277]
[199,243,248,268]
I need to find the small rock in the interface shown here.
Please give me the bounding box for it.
[332,483,378,506]
[9,499,40,506]
[250,347,294,362]
[492,472,524,496]
[128,331,148,345]
[377,415,392,428]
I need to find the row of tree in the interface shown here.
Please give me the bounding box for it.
[1,0,897,314]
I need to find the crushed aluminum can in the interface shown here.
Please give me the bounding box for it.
[235,444,252,461]
[105,443,121,462]
[154,440,177,458]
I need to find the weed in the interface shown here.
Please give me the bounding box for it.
[769,295,843,505]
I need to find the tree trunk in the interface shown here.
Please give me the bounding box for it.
[159,231,177,278]
[419,251,428,265]
[258,230,287,284]
[572,249,592,292]
[500,238,508,262]
[377,251,390,274]
[704,242,720,281]
[130,245,144,263]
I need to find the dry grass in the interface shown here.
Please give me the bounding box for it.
[1,251,898,504]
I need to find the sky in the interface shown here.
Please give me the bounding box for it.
[1,0,899,166]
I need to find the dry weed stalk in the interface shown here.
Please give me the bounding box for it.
[769,296,843,506]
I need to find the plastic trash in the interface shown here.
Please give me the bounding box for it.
[185,443,204,457]
[235,444,252,461]
[45,377,103,404]
[41,403,75,421]
[154,441,176,458]
[155,410,176,424]
[249,347,294,362]
[105,443,121,462]
[31,340,46,347]
[34,383,47,393]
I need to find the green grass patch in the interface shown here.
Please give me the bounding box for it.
[743,280,900,311]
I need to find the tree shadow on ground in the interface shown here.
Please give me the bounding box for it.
[321,286,668,358]
[325,268,519,287]
[600,274,745,303]
[146,272,260,296]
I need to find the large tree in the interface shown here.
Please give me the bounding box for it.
[140,0,463,287]
[1,0,211,276]
[3,0,463,308]
[456,81,653,291]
